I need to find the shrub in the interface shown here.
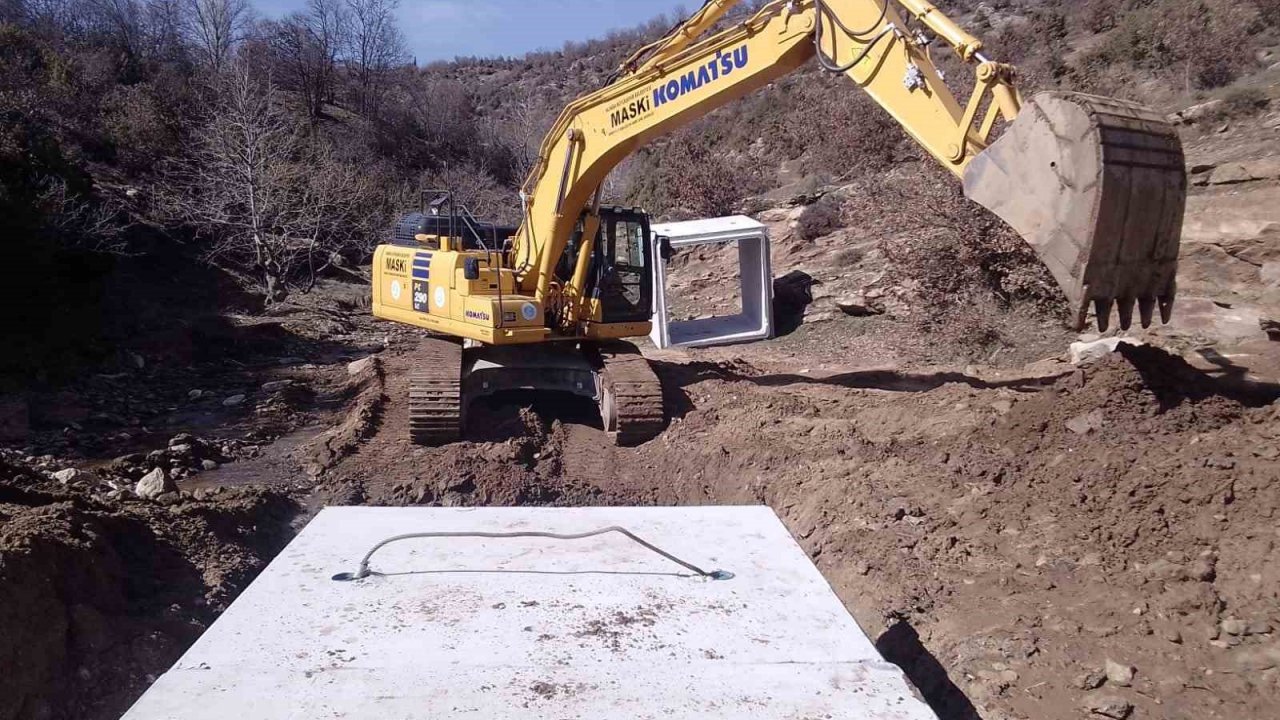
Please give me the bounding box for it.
[1216,86,1270,119]
[796,194,843,241]
[831,246,864,267]
[1074,0,1263,92]
[853,165,1065,318]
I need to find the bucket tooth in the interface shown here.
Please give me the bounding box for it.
[1094,298,1113,333]
[1138,296,1156,328]
[1116,297,1135,330]
[1159,295,1174,324]
[963,91,1186,331]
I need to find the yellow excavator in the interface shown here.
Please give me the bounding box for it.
[371,0,1186,446]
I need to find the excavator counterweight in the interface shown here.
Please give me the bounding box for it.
[964,92,1185,331]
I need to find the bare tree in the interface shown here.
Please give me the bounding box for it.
[266,0,347,117]
[163,68,376,300]
[183,0,249,73]
[345,0,405,114]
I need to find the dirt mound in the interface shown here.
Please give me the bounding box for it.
[0,454,297,720]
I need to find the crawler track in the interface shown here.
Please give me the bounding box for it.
[594,341,665,446]
[408,337,464,445]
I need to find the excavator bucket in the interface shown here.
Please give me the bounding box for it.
[963,91,1186,331]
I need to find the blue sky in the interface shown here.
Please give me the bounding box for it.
[255,0,690,62]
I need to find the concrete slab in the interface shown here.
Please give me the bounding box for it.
[122,506,937,720]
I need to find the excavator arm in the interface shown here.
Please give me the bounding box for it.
[511,0,1185,332]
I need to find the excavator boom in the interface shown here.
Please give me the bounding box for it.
[509,0,1185,332]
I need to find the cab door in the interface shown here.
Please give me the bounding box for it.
[594,210,653,323]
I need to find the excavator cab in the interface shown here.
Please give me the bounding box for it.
[560,207,656,325]
[592,208,655,323]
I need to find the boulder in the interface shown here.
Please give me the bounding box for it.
[1083,695,1133,719]
[835,295,885,317]
[261,380,294,392]
[347,357,376,376]
[1066,409,1105,435]
[1069,337,1142,365]
[222,394,246,407]
[1171,99,1223,124]
[1104,659,1135,687]
[135,467,177,500]
[1207,156,1280,185]
[52,468,81,483]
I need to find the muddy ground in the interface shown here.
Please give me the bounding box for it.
[3,280,1278,720]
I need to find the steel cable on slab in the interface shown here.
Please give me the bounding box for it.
[333,526,734,581]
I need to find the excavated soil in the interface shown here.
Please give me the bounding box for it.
[0,469,296,720]
[313,337,1280,720]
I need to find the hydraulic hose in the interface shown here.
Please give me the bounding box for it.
[813,0,895,74]
[332,526,735,581]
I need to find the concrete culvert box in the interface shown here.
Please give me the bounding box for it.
[650,215,774,349]
[122,506,939,719]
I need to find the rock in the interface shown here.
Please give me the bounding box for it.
[1074,669,1106,690]
[1221,618,1247,636]
[168,443,194,458]
[1207,156,1280,185]
[261,380,293,392]
[1161,627,1182,644]
[188,389,203,400]
[347,357,376,376]
[52,468,81,483]
[1066,409,1105,435]
[1187,556,1217,582]
[1246,620,1273,635]
[1231,642,1280,672]
[1262,316,1280,341]
[1105,659,1134,687]
[129,351,146,370]
[200,459,219,471]
[1172,99,1223,124]
[1083,695,1133,719]
[222,394,246,407]
[835,295,884,317]
[169,433,194,447]
[135,467,177,500]
[1069,337,1142,365]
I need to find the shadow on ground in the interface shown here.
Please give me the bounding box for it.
[877,621,983,720]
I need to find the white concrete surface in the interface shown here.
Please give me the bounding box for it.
[650,216,774,349]
[122,506,937,720]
